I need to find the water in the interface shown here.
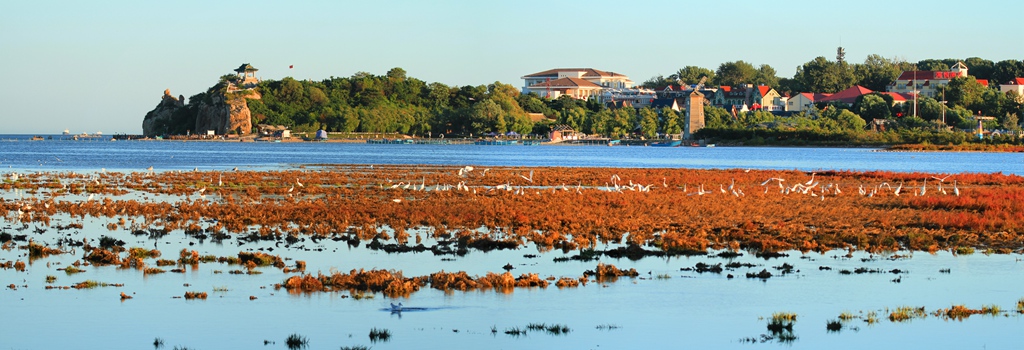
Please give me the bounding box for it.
[2,138,1023,349]
[1,136,1022,175]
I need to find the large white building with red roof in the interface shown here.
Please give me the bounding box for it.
[521,68,634,99]
[1000,78,1024,97]
[887,61,968,98]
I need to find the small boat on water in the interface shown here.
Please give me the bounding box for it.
[651,140,682,147]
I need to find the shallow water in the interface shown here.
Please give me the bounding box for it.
[2,139,1023,349]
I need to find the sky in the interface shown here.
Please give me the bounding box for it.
[1,0,1020,134]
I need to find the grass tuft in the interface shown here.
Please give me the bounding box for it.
[825,319,842,332]
[368,328,391,343]
[285,333,308,349]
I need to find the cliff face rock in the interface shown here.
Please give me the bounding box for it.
[141,87,259,136]
[194,90,259,135]
[141,89,185,136]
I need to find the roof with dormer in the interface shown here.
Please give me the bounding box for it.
[527,77,603,89]
[522,68,628,79]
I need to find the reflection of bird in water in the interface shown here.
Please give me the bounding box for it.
[390,302,403,312]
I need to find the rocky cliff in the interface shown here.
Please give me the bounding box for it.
[141,87,259,137]
[193,89,259,136]
[141,89,185,136]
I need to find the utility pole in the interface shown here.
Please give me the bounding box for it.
[941,88,946,126]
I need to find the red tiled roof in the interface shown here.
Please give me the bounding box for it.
[797,92,832,102]
[818,85,873,104]
[527,77,602,89]
[720,86,732,92]
[976,79,989,87]
[879,92,912,102]
[522,68,627,78]
[758,85,771,97]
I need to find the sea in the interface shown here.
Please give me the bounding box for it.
[1,136,1023,349]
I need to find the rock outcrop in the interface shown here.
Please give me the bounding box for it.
[141,89,185,136]
[141,87,259,137]
[194,90,258,136]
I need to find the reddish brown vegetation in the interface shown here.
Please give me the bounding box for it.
[3,166,1024,257]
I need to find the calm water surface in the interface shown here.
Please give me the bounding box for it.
[2,138,1023,349]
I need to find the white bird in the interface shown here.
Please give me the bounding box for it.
[296,179,304,187]
[858,184,866,196]
[390,302,403,312]
[894,181,903,196]
[953,180,960,196]
[519,170,534,183]
[931,175,950,183]
[218,173,223,186]
[918,179,927,196]
[805,172,816,185]
[288,185,294,193]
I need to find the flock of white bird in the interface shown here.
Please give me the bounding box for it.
[378,168,962,201]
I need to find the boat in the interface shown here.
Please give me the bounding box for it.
[474,140,519,146]
[651,140,682,147]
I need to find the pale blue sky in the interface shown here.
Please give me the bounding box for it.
[1,0,1019,134]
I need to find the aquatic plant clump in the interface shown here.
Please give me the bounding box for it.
[284,333,308,349]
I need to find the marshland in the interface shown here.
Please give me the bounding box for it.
[2,140,1024,349]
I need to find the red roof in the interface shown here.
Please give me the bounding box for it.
[527,77,602,89]
[895,70,963,81]
[818,85,873,104]
[797,92,833,102]
[758,85,771,97]
[522,68,627,79]
[976,79,989,87]
[879,92,913,102]
[720,86,732,92]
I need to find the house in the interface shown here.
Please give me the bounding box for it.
[786,93,832,112]
[751,86,784,111]
[713,85,752,109]
[599,88,657,108]
[549,124,582,143]
[887,61,968,98]
[818,85,874,105]
[523,77,604,100]
[1000,78,1024,98]
[521,68,634,98]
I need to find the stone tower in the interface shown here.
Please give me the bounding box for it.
[684,90,705,140]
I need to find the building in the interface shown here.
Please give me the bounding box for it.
[818,85,874,105]
[887,61,968,98]
[523,77,604,100]
[521,68,634,99]
[549,125,582,143]
[684,90,706,140]
[1000,78,1024,98]
[786,93,831,112]
[232,63,260,89]
[751,86,784,111]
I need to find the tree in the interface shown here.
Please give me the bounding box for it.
[853,54,908,92]
[943,76,986,111]
[637,107,659,139]
[1003,113,1020,131]
[715,61,757,87]
[853,94,890,123]
[386,67,407,81]
[992,60,1024,85]
[795,57,855,93]
[469,99,505,134]
[669,66,715,86]
[659,107,682,136]
[964,57,994,80]
[916,59,958,72]
[752,64,779,88]
[641,75,674,89]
